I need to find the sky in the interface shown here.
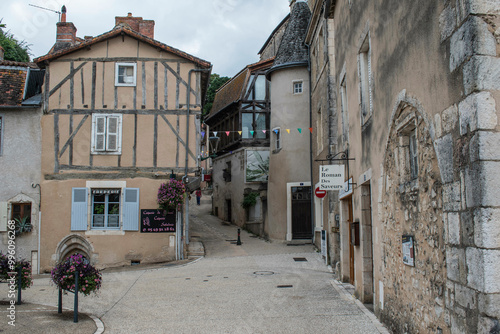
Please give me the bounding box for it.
[0,0,291,77]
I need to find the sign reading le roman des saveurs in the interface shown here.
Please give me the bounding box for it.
[319,165,345,190]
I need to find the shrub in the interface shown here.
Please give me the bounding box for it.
[241,192,259,210]
[50,254,102,296]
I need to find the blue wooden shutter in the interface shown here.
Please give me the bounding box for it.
[71,188,88,231]
[123,188,139,231]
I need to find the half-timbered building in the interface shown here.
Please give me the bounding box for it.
[34,10,211,271]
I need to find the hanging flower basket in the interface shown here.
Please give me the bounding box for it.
[0,253,32,290]
[50,254,102,296]
[157,179,186,212]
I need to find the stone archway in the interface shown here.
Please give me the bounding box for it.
[378,92,447,333]
[55,234,95,264]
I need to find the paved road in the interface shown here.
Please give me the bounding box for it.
[6,196,388,333]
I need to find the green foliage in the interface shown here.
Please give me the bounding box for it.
[14,216,32,236]
[0,20,31,62]
[202,73,230,119]
[241,192,259,210]
[0,253,33,290]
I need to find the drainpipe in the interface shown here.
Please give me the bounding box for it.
[305,43,315,245]
[184,67,211,251]
[32,183,41,274]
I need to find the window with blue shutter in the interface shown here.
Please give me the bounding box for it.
[71,188,88,231]
[123,188,139,231]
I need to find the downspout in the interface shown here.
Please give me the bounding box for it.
[184,67,211,251]
[305,43,315,244]
[32,183,41,274]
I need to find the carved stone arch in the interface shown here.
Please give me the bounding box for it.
[378,91,447,333]
[55,234,96,265]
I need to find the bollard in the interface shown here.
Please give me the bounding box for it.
[237,228,242,246]
[74,270,79,323]
[17,266,22,305]
[58,288,62,313]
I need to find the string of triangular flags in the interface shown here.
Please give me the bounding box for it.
[201,128,314,138]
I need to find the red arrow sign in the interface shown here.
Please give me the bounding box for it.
[315,187,327,199]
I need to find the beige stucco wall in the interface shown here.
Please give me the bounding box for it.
[268,66,311,240]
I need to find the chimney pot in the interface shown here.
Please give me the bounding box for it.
[61,5,67,22]
[128,12,132,17]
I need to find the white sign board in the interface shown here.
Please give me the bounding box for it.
[319,165,344,190]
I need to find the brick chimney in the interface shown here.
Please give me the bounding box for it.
[115,13,155,39]
[55,6,77,46]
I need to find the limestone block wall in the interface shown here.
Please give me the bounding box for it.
[439,1,500,333]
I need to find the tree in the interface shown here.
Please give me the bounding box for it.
[203,73,230,120]
[0,20,31,62]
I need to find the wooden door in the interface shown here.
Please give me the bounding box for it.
[347,197,355,285]
[291,186,312,239]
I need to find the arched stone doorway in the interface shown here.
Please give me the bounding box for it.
[55,234,95,264]
[378,93,447,333]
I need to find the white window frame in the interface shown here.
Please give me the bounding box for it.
[91,189,121,230]
[272,127,281,153]
[358,33,373,126]
[340,74,349,143]
[293,81,303,95]
[91,113,122,155]
[115,62,137,87]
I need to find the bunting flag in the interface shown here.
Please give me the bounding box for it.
[309,128,313,133]
[208,127,313,136]
[274,129,279,134]
[286,129,290,134]
[201,131,205,138]
[213,131,218,137]
[226,131,230,136]
[238,131,242,135]
[262,130,266,134]
[250,130,255,136]
[298,128,302,133]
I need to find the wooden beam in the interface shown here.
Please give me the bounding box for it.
[58,115,89,158]
[48,109,202,115]
[49,62,87,97]
[53,57,193,63]
[54,114,60,173]
[162,61,198,101]
[160,114,196,161]
[91,62,96,110]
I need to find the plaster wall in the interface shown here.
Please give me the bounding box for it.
[268,67,311,240]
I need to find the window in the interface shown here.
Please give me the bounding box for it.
[223,161,232,182]
[358,34,372,125]
[409,129,418,180]
[115,63,137,86]
[272,127,281,153]
[92,189,120,229]
[242,112,268,139]
[316,107,324,153]
[91,114,122,154]
[0,115,3,156]
[11,203,31,225]
[340,76,349,143]
[293,81,303,94]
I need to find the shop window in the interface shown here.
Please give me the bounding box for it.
[91,189,121,229]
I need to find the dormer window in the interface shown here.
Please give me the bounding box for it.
[115,63,137,86]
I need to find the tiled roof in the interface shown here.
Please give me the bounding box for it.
[0,60,38,69]
[34,26,211,69]
[206,58,274,121]
[0,62,43,107]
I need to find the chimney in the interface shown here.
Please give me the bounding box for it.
[56,5,77,46]
[115,13,155,39]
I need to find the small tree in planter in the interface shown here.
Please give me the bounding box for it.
[50,254,102,296]
[157,179,186,212]
[0,252,33,290]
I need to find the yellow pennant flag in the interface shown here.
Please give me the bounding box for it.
[286,129,290,134]
[238,131,242,135]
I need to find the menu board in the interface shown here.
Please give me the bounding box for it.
[140,209,176,233]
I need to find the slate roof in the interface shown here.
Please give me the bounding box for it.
[267,2,311,76]
[0,61,43,107]
[206,58,274,122]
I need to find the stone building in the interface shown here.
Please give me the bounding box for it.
[0,57,45,273]
[306,0,500,333]
[34,9,211,271]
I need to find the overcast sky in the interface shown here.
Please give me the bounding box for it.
[1,0,291,77]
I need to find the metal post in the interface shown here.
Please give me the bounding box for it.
[17,266,22,305]
[58,288,62,313]
[74,270,78,323]
[237,228,242,246]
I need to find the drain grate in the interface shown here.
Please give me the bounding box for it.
[277,285,293,288]
[253,271,275,276]
[293,257,308,262]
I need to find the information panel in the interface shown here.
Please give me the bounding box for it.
[140,209,176,233]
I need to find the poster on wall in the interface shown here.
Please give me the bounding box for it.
[402,235,415,266]
[245,150,270,182]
